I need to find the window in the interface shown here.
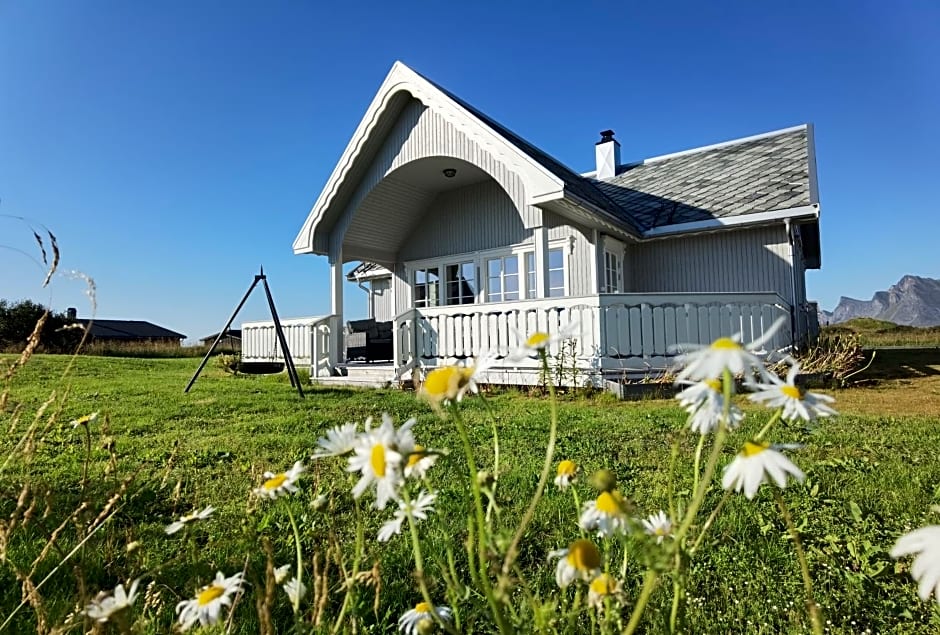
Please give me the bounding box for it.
[548,248,565,297]
[414,267,440,307]
[604,249,622,293]
[524,252,536,299]
[445,261,476,305]
[486,255,520,302]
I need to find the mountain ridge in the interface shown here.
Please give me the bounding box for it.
[819,275,940,327]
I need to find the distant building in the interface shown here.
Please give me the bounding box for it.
[68,308,186,346]
[200,329,242,352]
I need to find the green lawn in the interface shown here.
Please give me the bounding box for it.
[2,355,939,633]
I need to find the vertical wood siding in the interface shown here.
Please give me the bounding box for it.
[371,278,394,321]
[545,211,594,296]
[399,181,529,260]
[629,226,794,300]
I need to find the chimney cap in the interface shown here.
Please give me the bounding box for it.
[597,129,617,145]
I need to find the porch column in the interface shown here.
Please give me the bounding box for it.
[329,245,344,370]
[534,226,549,298]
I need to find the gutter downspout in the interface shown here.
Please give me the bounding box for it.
[784,219,798,348]
[356,280,372,319]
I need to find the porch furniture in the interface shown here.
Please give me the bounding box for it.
[345,319,393,362]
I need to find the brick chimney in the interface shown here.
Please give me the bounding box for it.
[594,129,620,180]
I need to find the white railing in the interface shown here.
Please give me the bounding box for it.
[394,293,792,385]
[241,315,335,377]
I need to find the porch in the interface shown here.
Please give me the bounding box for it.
[241,292,793,388]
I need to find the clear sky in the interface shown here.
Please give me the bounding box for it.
[2,1,938,342]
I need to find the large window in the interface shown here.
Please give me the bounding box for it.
[486,255,520,302]
[446,261,476,305]
[524,252,536,299]
[548,248,565,297]
[604,249,622,293]
[414,267,440,307]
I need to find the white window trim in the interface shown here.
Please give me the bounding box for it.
[405,239,569,306]
[602,236,625,294]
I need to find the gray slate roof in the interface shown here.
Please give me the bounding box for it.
[594,128,811,231]
[76,319,186,340]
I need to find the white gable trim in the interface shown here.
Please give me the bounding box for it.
[641,204,819,239]
[293,62,565,255]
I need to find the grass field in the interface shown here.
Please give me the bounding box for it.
[823,318,940,348]
[2,354,940,633]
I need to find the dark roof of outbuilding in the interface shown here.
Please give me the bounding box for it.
[593,127,812,231]
[76,319,186,340]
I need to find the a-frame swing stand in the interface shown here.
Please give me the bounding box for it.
[185,267,304,398]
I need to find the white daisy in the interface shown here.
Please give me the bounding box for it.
[274,564,291,584]
[311,422,359,458]
[403,445,438,479]
[253,461,304,500]
[674,316,786,383]
[747,363,837,422]
[579,490,629,538]
[675,378,744,435]
[71,412,99,428]
[641,510,673,544]
[548,539,602,588]
[891,525,940,604]
[84,579,139,623]
[176,571,245,632]
[347,415,406,509]
[398,601,453,634]
[554,460,578,489]
[509,321,580,361]
[721,441,805,499]
[419,352,495,410]
[283,577,307,606]
[587,573,622,610]
[378,490,437,542]
[164,505,216,535]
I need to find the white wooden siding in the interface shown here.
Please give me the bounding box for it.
[399,181,529,260]
[371,278,394,322]
[629,225,793,300]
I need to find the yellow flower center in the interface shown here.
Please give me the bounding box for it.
[370,444,387,477]
[407,445,425,468]
[595,491,624,516]
[589,574,615,595]
[705,379,722,392]
[414,601,432,614]
[566,539,601,571]
[423,366,459,398]
[557,460,577,477]
[197,585,224,606]
[742,440,770,457]
[781,384,803,399]
[526,332,550,348]
[711,337,741,350]
[263,474,287,490]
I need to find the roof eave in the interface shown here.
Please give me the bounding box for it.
[642,204,819,239]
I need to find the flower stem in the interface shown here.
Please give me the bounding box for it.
[285,505,303,614]
[691,434,706,497]
[402,489,457,635]
[623,569,659,635]
[754,407,783,441]
[774,489,823,635]
[688,490,732,555]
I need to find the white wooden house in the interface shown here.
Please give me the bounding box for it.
[246,61,822,387]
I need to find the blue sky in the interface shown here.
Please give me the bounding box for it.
[1,1,938,342]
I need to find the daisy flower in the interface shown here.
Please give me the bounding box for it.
[274,564,291,584]
[548,539,602,588]
[283,577,307,606]
[675,378,744,435]
[721,441,805,499]
[509,320,580,361]
[747,362,837,422]
[587,573,622,610]
[398,601,453,634]
[253,461,304,500]
[403,445,438,479]
[348,415,406,509]
[164,505,216,535]
[674,316,786,383]
[419,352,495,410]
[890,525,940,604]
[554,460,578,489]
[71,412,99,428]
[311,422,358,458]
[579,490,629,538]
[641,510,673,544]
[176,571,245,632]
[84,579,139,623]
[378,490,437,542]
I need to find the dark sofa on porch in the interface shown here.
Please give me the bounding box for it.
[345,319,393,362]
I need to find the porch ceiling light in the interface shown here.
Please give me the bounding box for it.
[442,168,457,178]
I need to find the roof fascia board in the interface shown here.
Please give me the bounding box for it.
[547,198,638,244]
[806,123,820,205]
[642,204,819,239]
[293,61,565,254]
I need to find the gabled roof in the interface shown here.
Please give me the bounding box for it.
[76,319,186,340]
[593,126,815,232]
